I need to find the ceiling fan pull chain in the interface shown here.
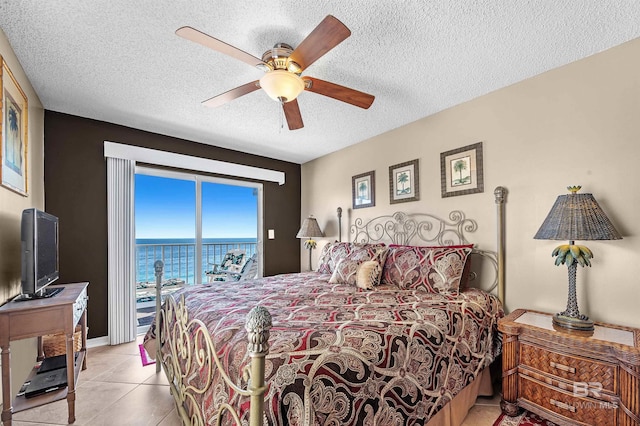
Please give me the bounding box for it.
[279,99,285,131]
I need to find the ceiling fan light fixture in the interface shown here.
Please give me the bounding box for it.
[259,70,305,103]
[286,60,302,74]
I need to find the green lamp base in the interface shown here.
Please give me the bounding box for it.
[553,313,594,331]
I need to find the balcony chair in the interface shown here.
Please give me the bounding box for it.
[206,252,258,282]
[206,249,246,282]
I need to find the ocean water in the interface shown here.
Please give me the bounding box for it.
[136,238,257,284]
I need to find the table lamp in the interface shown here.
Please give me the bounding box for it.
[534,186,622,331]
[296,216,324,271]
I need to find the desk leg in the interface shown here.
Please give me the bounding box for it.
[36,337,44,362]
[1,344,11,426]
[65,334,76,424]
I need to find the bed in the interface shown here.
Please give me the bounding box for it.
[144,187,507,426]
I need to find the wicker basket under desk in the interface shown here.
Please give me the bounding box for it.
[42,324,84,357]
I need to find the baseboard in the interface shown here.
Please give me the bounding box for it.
[87,336,109,348]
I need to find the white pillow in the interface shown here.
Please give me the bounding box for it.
[356,260,381,290]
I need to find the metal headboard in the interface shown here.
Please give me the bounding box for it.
[351,210,477,246]
[342,187,507,302]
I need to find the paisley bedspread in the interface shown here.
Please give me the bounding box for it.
[144,271,503,425]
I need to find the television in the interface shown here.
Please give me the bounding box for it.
[19,208,60,299]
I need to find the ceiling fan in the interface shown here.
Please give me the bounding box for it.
[176,15,375,130]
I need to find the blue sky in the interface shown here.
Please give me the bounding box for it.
[134,174,257,239]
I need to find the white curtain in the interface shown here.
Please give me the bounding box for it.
[106,157,136,344]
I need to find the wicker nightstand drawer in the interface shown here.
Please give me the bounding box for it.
[519,342,616,393]
[519,375,617,426]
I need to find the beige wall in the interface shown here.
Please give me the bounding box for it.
[301,37,640,329]
[0,29,45,400]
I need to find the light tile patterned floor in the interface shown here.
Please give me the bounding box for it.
[11,337,180,426]
[9,337,502,425]
[462,391,503,425]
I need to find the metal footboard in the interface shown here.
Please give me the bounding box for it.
[156,282,272,426]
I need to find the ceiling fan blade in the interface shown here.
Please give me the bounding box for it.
[303,77,374,109]
[282,99,304,130]
[289,15,351,72]
[176,26,268,70]
[202,81,260,108]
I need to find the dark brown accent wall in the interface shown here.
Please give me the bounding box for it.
[44,111,301,338]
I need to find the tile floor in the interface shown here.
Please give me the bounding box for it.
[9,337,502,425]
[11,337,181,426]
[462,391,503,425]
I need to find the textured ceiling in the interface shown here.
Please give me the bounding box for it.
[1,1,639,164]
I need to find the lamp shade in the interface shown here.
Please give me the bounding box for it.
[296,217,324,239]
[534,192,622,241]
[259,70,305,103]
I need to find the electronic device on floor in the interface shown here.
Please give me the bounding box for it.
[24,368,67,398]
[38,352,78,374]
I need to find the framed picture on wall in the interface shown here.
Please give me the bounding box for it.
[389,159,419,204]
[352,170,375,209]
[440,142,483,198]
[1,55,29,196]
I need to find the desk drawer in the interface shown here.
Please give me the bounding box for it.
[519,375,617,426]
[519,342,615,392]
[73,288,88,327]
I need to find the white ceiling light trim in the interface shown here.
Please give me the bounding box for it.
[103,141,285,185]
[259,70,305,103]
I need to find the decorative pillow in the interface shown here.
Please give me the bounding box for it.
[329,245,388,286]
[317,241,351,274]
[459,254,473,290]
[381,244,473,294]
[356,260,382,290]
[318,241,386,274]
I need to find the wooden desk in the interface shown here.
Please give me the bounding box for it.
[0,283,88,426]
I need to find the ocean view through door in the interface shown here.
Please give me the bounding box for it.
[134,168,261,332]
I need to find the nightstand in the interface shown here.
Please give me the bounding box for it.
[499,309,640,426]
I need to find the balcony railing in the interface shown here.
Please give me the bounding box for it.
[136,241,258,286]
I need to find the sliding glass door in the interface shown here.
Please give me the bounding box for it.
[135,173,196,283]
[201,182,259,281]
[134,167,262,332]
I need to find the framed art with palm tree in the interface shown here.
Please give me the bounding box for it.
[1,55,29,196]
[440,142,483,198]
[389,159,419,204]
[352,170,375,209]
